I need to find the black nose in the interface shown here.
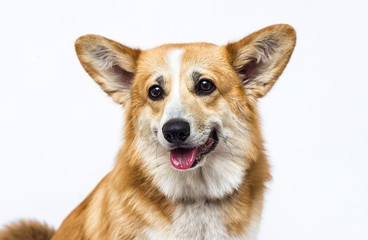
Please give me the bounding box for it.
[162,119,190,143]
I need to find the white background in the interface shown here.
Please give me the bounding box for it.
[1,0,367,239]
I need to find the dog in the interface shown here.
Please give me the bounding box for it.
[0,24,296,240]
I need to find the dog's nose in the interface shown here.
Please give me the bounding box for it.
[162,119,190,143]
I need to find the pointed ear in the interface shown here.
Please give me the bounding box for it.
[226,24,296,98]
[75,35,141,105]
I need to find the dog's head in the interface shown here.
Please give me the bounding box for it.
[75,24,296,200]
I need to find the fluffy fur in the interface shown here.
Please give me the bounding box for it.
[0,220,55,240]
[0,24,296,240]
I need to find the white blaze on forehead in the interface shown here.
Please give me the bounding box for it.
[161,48,185,123]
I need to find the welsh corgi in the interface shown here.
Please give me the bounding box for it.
[0,24,296,240]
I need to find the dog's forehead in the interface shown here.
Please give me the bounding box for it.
[137,43,227,75]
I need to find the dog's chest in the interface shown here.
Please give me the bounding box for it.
[143,201,249,240]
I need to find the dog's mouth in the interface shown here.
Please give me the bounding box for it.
[169,130,218,170]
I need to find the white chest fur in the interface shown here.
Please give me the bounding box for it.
[143,201,258,240]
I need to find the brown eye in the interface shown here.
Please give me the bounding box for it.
[196,79,216,95]
[148,85,164,100]
[199,80,213,91]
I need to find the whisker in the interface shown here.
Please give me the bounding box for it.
[155,142,160,169]
[217,132,235,160]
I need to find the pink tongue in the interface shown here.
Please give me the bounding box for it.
[170,148,198,170]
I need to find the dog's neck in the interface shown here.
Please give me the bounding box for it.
[111,145,270,238]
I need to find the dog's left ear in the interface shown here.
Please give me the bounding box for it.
[226,24,296,98]
[75,35,141,105]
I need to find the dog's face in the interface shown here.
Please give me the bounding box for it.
[75,25,296,200]
[134,45,247,171]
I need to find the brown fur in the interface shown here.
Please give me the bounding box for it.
[0,221,55,240]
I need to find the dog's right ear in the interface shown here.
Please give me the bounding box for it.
[75,35,141,105]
